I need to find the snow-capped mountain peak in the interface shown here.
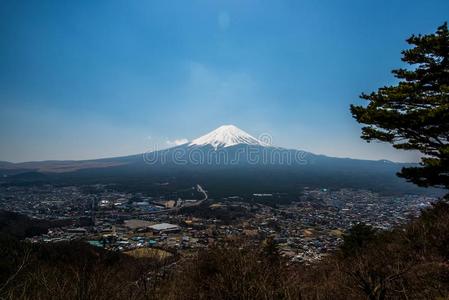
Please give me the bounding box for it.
[189,125,264,149]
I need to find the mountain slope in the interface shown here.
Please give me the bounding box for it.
[0,125,439,196]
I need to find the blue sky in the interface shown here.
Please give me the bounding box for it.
[1,0,448,162]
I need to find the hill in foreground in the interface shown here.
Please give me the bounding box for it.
[1,200,449,299]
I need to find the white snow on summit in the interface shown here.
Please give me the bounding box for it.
[189,125,264,149]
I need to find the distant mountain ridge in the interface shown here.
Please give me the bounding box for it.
[0,125,440,197]
[0,125,405,172]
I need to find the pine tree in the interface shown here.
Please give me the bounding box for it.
[351,23,449,191]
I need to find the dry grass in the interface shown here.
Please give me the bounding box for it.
[124,247,173,260]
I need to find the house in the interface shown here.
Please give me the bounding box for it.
[149,223,180,234]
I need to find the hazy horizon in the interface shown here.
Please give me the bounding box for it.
[1,123,421,164]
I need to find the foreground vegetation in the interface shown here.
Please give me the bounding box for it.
[1,200,449,300]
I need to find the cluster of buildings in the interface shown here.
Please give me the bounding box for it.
[0,184,438,262]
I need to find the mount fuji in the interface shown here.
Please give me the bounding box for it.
[0,125,436,197]
[188,125,266,149]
